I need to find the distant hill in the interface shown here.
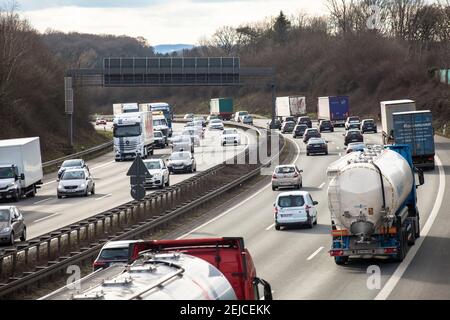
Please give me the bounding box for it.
[154,44,194,54]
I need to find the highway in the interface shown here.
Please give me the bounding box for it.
[165,119,448,300]
[11,123,253,240]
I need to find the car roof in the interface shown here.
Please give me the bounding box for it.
[63,159,83,163]
[102,240,144,249]
[143,158,163,163]
[62,168,87,173]
[277,191,310,198]
[305,128,318,131]
[308,138,324,142]
[295,124,308,127]
[0,206,13,210]
[275,164,295,169]
[362,119,374,122]
[348,129,361,132]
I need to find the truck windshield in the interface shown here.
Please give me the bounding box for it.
[278,195,305,208]
[0,167,15,179]
[0,209,10,222]
[114,124,141,137]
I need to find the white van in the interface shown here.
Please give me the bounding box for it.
[274,191,318,230]
[234,111,248,122]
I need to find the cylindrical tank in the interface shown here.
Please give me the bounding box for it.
[71,252,237,300]
[327,146,413,236]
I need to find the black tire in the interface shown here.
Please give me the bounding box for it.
[394,229,406,262]
[20,228,26,242]
[84,189,88,197]
[26,187,36,198]
[165,177,170,187]
[159,178,165,189]
[306,152,310,156]
[313,217,318,225]
[275,224,281,231]
[308,219,314,229]
[325,151,329,155]
[91,185,95,195]
[300,182,303,188]
[57,194,62,199]
[9,232,15,246]
[272,185,277,191]
[334,256,348,265]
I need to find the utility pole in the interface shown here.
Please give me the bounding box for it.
[271,81,277,129]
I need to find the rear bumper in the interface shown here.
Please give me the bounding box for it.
[276,218,309,225]
[307,147,328,154]
[329,247,398,257]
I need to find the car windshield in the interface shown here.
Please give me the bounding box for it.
[61,171,85,180]
[0,167,15,179]
[285,122,295,126]
[173,136,191,143]
[321,121,331,125]
[145,161,161,170]
[307,129,318,134]
[99,248,130,261]
[349,131,360,136]
[154,132,163,137]
[349,117,360,122]
[210,119,221,123]
[0,209,10,222]
[349,143,365,149]
[153,119,167,126]
[114,124,141,137]
[296,125,306,131]
[278,195,305,208]
[62,160,82,167]
[364,120,374,124]
[224,129,237,135]
[276,166,295,174]
[170,153,190,160]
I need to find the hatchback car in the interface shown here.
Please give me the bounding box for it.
[95,118,107,125]
[193,117,206,127]
[167,151,197,174]
[319,120,334,132]
[242,115,254,125]
[182,129,201,146]
[271,165,303,190]
[346,142,366,153]
[281,121,296,134]
[292,124,308,138]
[208,119,224,130]
[274,191,318,230]
[93,240,144,270]
[170,135,195,153]
[297,116,312,128]
[143,159,170,189]
[303,128,321,143]
[306,138,328,156]
[222,129,241,146]
[0,206,26,245]
[360,119,377,133]
[345,116,361,130]
[57,169,95,198]
[57,159,89,179]
[267,119,282,130]
[234,111,249,122]
[154,130,168,148]
[344,129,364,146]
[207,115,219,122]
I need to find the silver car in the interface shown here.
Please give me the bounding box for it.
[57,159,89,179]
[0,206,26,245]
[57,169,95,198]
[271,165,303,190]
[170,135,194,153]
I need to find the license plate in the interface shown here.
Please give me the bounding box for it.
[66,189,77,192]
[280,214,293,218]
[314,145,321,148]
[357,249,373,254]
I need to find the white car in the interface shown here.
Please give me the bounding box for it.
[234,111,248,122]
[57,168,95,198]
[184,114,194,120]
[222,128,241,146]
[170,135,194,153]
[208,119,224,130]
[271,165,303,190]
[182,129,201,146]
[207,115,220,122]
[143,159,170,189]
[274,191,318,230]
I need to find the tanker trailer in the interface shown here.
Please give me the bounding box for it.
[327,144,424,265]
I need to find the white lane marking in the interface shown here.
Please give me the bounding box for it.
[42,161,115,186]
[339,152,342,156]
[307,247,324,261]
[265,223,275,231]
[33,198,53,205]
[33,213,60,223]
[375,155,445,300]
[178,135,301,239]
[95,193,112,201]
[318,182,325,189]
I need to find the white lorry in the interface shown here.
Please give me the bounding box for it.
[113,111,155,161]
[0,137,43,202]
[113,103,140,115]
[275,96,306,120]
[380,99,416,144]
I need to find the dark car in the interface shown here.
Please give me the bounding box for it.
[344,129,364,146]
[297,116,312,128]
[303,128,321,143]
[267,119,282,130]
[319,120,334,132]
[347,122,361,130]
[282,116,296,123]
[281,121,296,133]
[293,124,308,138]
[346,142,366,153]
[154,130,168,148]
[361,119,377,133]
[306,138,328,156]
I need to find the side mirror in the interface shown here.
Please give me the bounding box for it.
[20,173,25,180]
[253,277,273,300]
[415,167,425,186]
[57,166,61,169]
[11,218,17,223]
[273,203,276,207]
[313,201,319,205]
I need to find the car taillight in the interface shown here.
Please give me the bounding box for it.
[93,261,106,269]
[384,248,397,254]
[347,149,352,153]
[274,207,278,218]
[272,174,277,179]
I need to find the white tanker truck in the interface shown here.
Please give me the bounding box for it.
[39,238,272,300]
[327,144,424,265]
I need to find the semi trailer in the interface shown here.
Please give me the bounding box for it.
[380,99,416,145]
[317,96,349,127]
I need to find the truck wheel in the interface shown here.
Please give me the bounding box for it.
[394,230,406,262]
[275,224,281,231]
[272,185,277,191]
[334,256,348,265]
[26,187,36,198]
[12,191,20,202]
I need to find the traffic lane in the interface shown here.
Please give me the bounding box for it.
[385,135,450,299]
[21,127,253,240]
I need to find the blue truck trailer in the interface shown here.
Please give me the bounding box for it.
[393,110,435,170]
[317,96,349,127]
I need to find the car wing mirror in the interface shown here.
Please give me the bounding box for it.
[313,201,319,205]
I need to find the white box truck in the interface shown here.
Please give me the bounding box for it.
[0,137,43,202]
[113,103,140,115]
[113,111,155,161]
[275,96,306,120]
[380,99,416,144]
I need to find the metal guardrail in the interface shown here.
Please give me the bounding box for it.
[0,122,285,299]
[42,141,113,169]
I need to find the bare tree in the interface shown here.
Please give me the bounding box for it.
[211,26,242,55]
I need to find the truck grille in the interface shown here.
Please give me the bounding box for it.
[118,140,138,152]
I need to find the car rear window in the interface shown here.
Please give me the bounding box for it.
[276,166,295,174]
[278,195,305,207]
[99,248,130,261]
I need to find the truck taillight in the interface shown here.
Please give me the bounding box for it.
[330,250,344,256]
[384,248,397,254]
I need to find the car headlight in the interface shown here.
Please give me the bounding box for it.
[80,183,86,188]
[1,227,11,233]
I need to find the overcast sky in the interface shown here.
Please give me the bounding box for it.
[12,0,329,45]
